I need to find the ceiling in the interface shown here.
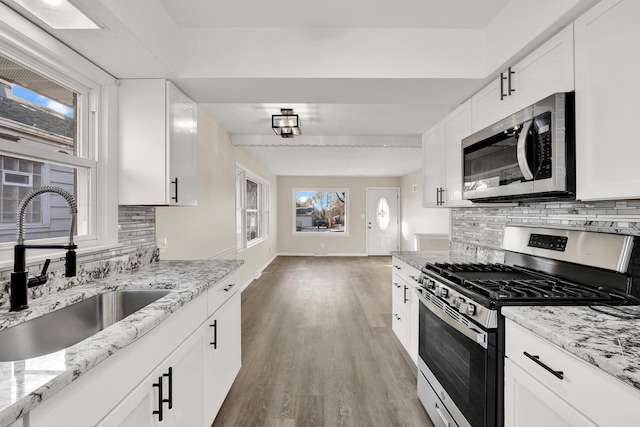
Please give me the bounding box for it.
[0,0,591,176]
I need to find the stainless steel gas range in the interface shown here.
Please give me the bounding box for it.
[415,226,640,427]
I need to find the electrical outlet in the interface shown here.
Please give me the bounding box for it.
[158,237,168,253]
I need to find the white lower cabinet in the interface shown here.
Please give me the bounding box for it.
[504,358,597,427]
[391,257,420,365]
[203,292,242,423]
[505,319,640,427]
[98,325,205,427]
[26,272,241,427]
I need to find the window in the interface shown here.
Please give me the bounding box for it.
[0,53,94,244]
[293,189,347,235]
[236,164,270,250]
[0,12,117,265]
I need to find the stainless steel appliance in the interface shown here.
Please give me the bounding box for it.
[416,226,640,427]
[462,92,575,202]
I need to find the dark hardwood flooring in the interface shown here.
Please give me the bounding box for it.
[211,256,434,427]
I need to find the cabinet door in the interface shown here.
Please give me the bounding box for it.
[391,302,408,349]
[203,292,242,424]
[575,0,640,200]
[406,283,419,366]
[167,82,198,206]
[471,77,511,132]
[422,125,445,207]
[510,24,574,112]
[166,325,205,427]
[97,370,160,427]
[504,359,598,427]
[443,99,473,207]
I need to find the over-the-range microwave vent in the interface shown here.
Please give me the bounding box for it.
[462,92,575,203]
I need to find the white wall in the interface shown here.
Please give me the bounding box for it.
[156,107,277,288]
[277,176,400,255]
[399,169,450,251]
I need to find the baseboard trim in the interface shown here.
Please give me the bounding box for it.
[241,254,277,292]
[277,252,368,257]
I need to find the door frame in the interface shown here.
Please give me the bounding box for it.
[365,187,400,256]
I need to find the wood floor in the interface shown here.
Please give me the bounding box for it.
[211,256,434,427]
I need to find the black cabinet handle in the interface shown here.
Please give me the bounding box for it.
[436,187,445,206]
[171,178,179,203]
[508,66,515,96]
[163,367,173,409]
[394,313,401,321]
[500,72,506,100]
[152,376,164,421]
[523,351,564,380]
[403,285,409,304]
[210,320,217,348]
[223,283,235,292]
[393,265,401,270]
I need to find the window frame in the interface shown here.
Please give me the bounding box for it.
[236,163,270,252]
[0,7,118,267]
[292,188,349,237]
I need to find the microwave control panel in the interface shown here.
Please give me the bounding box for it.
[534,112,552,179]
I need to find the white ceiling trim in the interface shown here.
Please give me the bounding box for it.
[232,135,421,148]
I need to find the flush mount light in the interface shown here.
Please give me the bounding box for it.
[13,0,101,29]
[272,108,301,138]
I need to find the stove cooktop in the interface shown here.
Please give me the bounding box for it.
[422,262,639,308]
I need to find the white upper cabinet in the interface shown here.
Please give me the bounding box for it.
[119,79,198,206]
[423,100,473,208]
[472,24,575,132]
[575,0,640,201]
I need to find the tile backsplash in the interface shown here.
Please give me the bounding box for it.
[451,200,640,249]
[0,206,159,310]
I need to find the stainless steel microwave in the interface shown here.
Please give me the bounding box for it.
[462,92,575,202]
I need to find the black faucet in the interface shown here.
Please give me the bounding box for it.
[10,187,78,312]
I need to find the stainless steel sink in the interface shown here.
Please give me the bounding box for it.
[0,289,173,362]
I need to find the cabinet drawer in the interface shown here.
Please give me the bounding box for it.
[391,302,407,346]
[207,272,239,316]
[392,258,422,287]
[505,320,640,427]
[391,275,410,313]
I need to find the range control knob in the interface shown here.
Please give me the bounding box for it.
[437,287,449,298]
[453,297,465,308]
[466,303,476,316]
[425,279,436,290]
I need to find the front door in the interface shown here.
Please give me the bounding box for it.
[366,187,399,255]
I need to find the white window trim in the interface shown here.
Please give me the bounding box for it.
[236,163,270,252]
[0,5,118,268]
[292,188,349,237]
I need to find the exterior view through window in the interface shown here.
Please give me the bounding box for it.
[294,190,346,234]
[0,54,86,243]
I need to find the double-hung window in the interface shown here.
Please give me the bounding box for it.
[0,18,117,265]
[236,164,270,251]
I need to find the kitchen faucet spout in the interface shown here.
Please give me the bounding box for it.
[10,186,78,312]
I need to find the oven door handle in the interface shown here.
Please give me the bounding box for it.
[416,288,488,349]
[516,119,535,181]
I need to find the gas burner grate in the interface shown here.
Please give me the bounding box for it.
[467,278,614,301]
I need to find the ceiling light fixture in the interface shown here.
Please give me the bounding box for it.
[272,108,301,138]
[13,0,102,29]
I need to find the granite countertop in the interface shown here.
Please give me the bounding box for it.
[0,259,243,427]
[502,305,640,391]
[391,250,478,271]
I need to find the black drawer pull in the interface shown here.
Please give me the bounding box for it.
[171,177,179,203]
[393,265,401,270]
[163,367,173,409]
[152,376,164,421]
[223,283,235,292]
[524,351,564,380]
[210,320,217,348]
[403,285,408,304]
[393,282,401,288]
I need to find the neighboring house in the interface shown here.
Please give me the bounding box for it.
[0,80,75,243]
[296,206,314,228]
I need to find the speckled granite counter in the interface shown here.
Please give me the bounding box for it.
[391,250,479,271]
[502,305,640,391]
[0,259,243,427]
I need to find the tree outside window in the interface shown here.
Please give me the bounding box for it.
[294,190,347,234]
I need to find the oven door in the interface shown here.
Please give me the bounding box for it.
[417,290,497,427]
